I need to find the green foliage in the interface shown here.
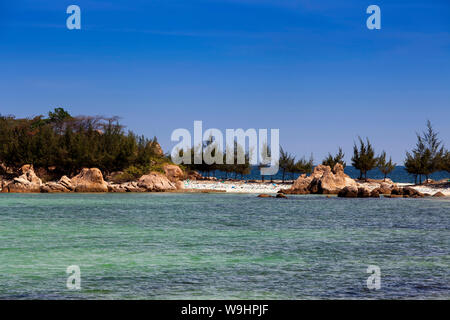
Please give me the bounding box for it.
[377,151,396,181]
[0,108,167,177]
[404,121,445,184]
[279,146,294,183]
[322,147,346,169]
[442,151,450,173]
[293,154,314,175]
[351,137,377,180]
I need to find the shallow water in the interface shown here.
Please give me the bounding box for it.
[0,193,449,299]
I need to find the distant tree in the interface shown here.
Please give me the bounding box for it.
[322,147,346,169]
[442,151,450,173]
[293,154,314,177]
[377,151,396,181]
[404,150,422,185]
[279,147,294,183]
[258,141,271,182]
[351,137,377,181]
[404,121,445,184]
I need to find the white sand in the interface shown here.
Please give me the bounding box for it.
[183,180,290,194]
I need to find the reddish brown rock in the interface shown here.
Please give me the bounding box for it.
[276,193,287,199]
[433,192,445,197]
[186,170,202,181]
[402,187,424,198]
[357,187,371,198]
[370,189,380,198]
[337,186,358,198]
[257,194,273,198]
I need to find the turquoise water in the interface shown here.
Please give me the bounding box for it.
[0,193,449,299]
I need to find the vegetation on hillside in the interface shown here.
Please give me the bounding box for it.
[0,108,168,180]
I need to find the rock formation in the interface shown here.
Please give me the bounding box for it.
[137,172,176,191]
[2,165,42,193]
[71,168,108,192]
[163,164,185,185]
[284,164,357,195]
[41,175,74,193]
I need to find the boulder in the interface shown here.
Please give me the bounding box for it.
[276,193,287,199]
[163,164,184,183]
[357,187,371,198]
[378,182,394,194]
[175,180,185,190]
[59,175,74,191]
[123,181,146,192]
[107,184,128,193]
[370,189,380,198]
[402,187,424,198]
[390,187,403,195]
[71,168,108,192]
[41,176,74,193]
[433,192,445,197]
[186,170,203,181]
[2,165,42,193]
[284,174,312,194]
[257,194,273,198]
[338,186,358,198]
[137,172,176,191]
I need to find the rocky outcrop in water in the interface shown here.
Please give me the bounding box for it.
[283,164,357,195]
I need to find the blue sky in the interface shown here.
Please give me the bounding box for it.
[0,0,449,163]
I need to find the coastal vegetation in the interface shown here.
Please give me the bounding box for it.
[0,110,448,185]
[0,108,168,180]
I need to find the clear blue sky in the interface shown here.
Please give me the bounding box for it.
[1,0,449,163]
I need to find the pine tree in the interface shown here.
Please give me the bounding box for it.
[322,147,346,170]
[351,137,377,181]
[377,151,396,181]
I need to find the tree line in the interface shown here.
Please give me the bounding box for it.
[0,108,166,179]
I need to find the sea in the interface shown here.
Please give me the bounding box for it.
[0,193,448,299]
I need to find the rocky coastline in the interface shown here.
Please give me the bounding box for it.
[0,163,448,197]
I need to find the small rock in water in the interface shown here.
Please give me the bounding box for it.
[433,192,445,197]
[257,194,273,198]
[276,193,287,199]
